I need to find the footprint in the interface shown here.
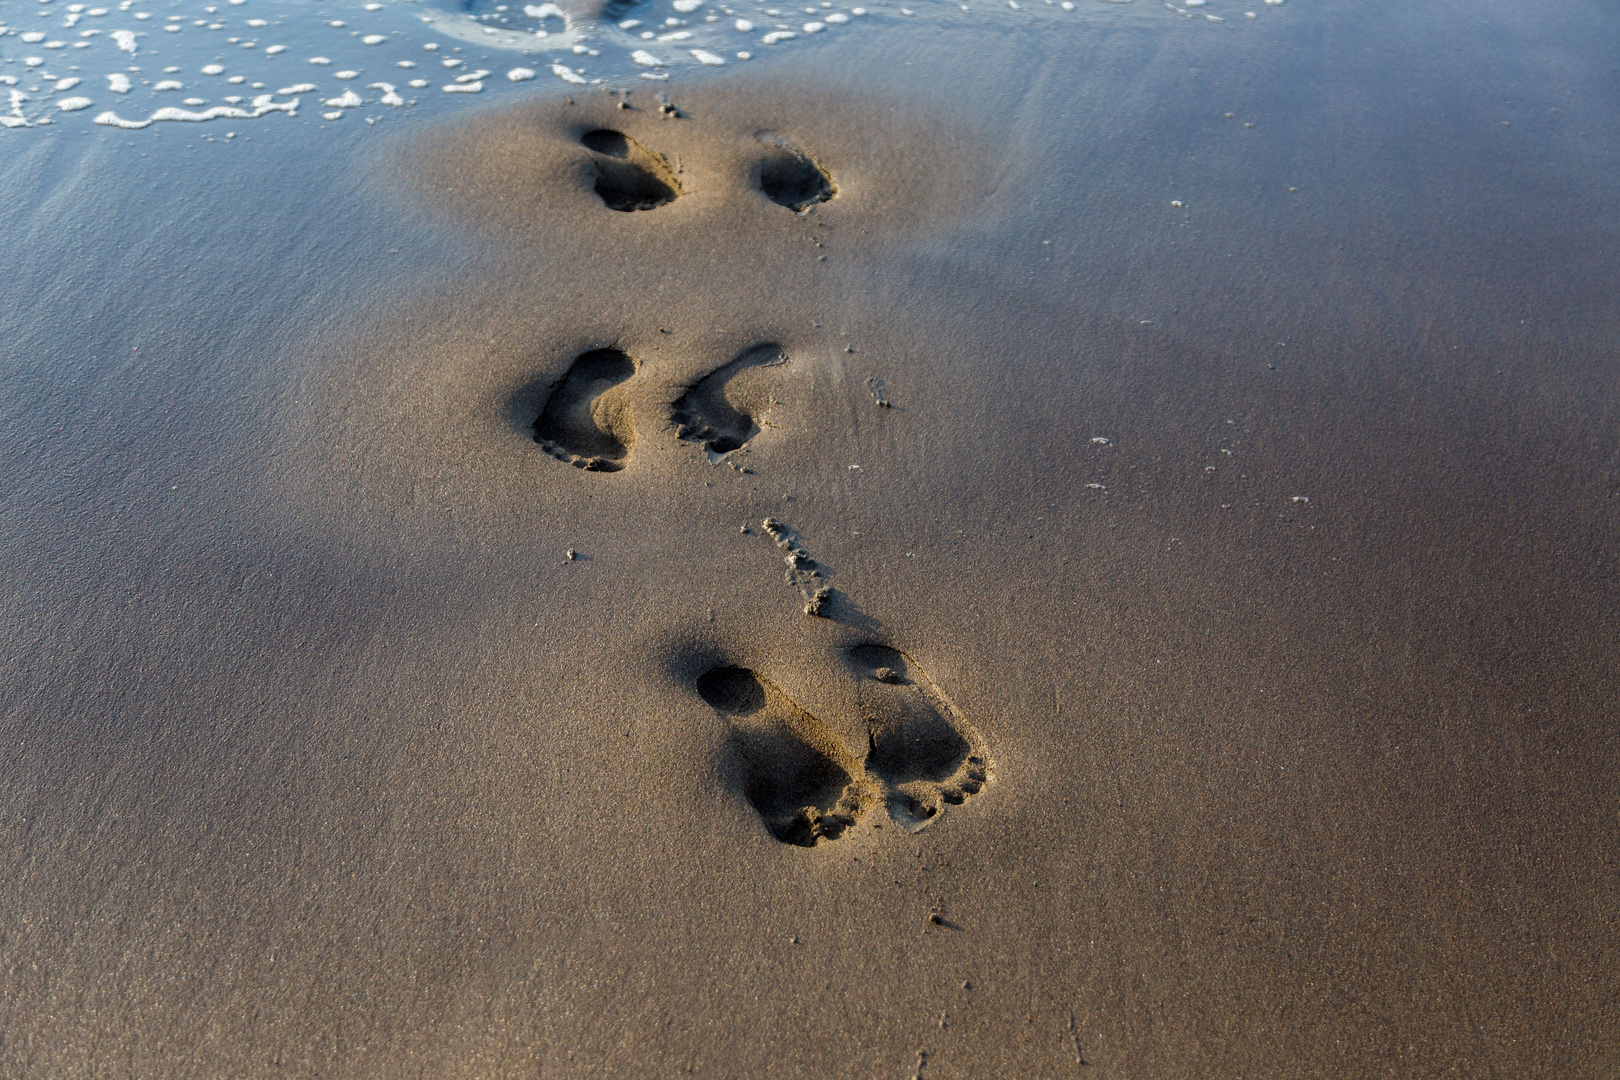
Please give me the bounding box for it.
[696,665,874,847]
[580,129,682,212]
[848,645,991,831]
[670,344,784,458]
[754,132,836,212]
[532,348,638,471]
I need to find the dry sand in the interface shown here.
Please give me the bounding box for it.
[2,0,1617,1076]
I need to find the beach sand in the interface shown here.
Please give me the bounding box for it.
[1,0,1617,1075]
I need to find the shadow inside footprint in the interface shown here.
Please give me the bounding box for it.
[581,129,682,212]
[849,645,991,831]
[696,665,871,847]
[755,131,836,212]
[670,344,784,458]
[532,348,637,471]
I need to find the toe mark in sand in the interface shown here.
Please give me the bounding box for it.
[697,665,872,847]
[755,132,836,212]
[671,344,784,458]
[850,645,992,831]
[581,129,682,212]
[533,348,638,471]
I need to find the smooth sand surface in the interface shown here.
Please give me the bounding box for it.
[2,0,1617,1076]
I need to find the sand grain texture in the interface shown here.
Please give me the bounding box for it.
[2,1,1618,1077]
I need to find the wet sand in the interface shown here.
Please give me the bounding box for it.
[2,0,1617,1076]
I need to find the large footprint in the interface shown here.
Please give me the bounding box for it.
[533,348,638,471]
[754,131,837,212]
[670,344,784,459]
[581,129,682,212]
[848,645,991,831]
[696,665,874,847]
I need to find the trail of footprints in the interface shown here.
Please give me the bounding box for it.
[523,119,992,845]
[531,128,833,470]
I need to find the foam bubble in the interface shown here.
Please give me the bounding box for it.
[323,88,363,108]
[802,20,824,31]
[111,28,137,53]
[265,45,286,54]
[507,67,536,81]
[309,56,331,65]
[549,63,585,83]
[107,72,132,93]
[824,11,848,21]
[362,34,385,45]
[55,76,81,90]
[276,83,316,94]
[202,63,224,75]
[734,18,753,29]
[689,48,725,64]
[761,30,795,43]
[58,95,93,111]
[335,70,360,79]
[443,80,482,92]
[673,0,702,10]
[368,81,404,105]
[631,49,665,66]
[154,79,184,90]
[93,92,296,128]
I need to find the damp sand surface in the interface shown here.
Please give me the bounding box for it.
[1,1,1618,1076]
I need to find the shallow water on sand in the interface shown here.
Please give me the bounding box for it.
[1,0,1617,1076]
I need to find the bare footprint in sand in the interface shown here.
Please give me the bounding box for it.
[670,344,784,458]
[581,129,682,212]
[754,132,837,212]
[848,645,992,831]
[533,348,638,471]
[696,665,874,847]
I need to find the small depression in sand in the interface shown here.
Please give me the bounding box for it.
[581,128,683,211]
[670,344,785,459]
[754,131,837,211]
[532,348,639,471]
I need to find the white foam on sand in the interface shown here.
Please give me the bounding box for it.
[112,29,138,54]
[58,96,94,111]
[93,93,297,129]
[323,89,363,108]
[276,83,317,94]
[368,82,404,105]
[443,80,482,92]
[107,72,132,93]
[631,49,665,66]
[507,67,537,81]
[549,63,586,83]
[690,49,725,65]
